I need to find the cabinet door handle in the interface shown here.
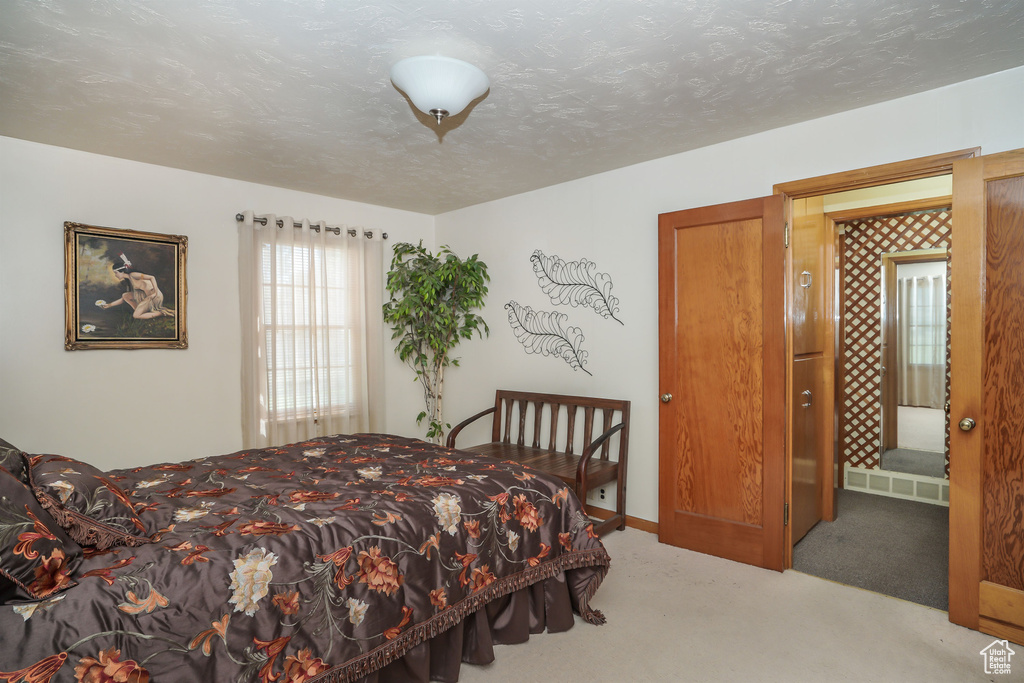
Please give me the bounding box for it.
[801,390,812,408]
[799,271,812,289]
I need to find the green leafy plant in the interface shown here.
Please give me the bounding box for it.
[383,242,490,443]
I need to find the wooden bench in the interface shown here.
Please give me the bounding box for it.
[446,390,630,536]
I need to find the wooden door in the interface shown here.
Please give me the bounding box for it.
[949,149,1024,643]
[658,195,785,571]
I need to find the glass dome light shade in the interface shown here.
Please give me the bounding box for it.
[390,56,489,123]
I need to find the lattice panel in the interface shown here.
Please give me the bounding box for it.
[840,209,952,475]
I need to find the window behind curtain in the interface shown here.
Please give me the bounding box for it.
[902,275,946,366]
[239,213,384,448]
[262,241,358,420]
[896,268,947,409]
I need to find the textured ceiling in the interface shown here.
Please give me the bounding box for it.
[2,1,1023,215]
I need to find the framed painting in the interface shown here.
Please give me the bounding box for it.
[64,222,188,350]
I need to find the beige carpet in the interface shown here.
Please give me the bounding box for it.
[898,405,946,453]
[457,529,1010,683]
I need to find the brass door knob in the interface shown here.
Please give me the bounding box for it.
[660,393,672,403]
[959,417,976,431]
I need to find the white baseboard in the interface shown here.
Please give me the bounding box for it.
[844,464,949,507]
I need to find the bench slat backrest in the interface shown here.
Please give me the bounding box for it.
[489,390,629,462]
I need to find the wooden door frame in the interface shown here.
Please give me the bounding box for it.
[773,147,979,569]
[774,149,978,199]
[833,216,845,495]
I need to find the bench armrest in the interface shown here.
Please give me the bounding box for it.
[576,422,627,483]
[446,407,497,449]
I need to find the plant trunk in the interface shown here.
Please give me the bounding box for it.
[433,359,445,444]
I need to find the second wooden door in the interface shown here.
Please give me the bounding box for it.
[949,148,1024,643]
[658,195,785,571]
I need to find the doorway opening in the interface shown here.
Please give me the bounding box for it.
[837,204,953,509]
[789,177,954,611]
[659,147,1019,636]
[880,252,949,481]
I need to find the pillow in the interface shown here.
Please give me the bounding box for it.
[0,438,27,484]
[29,454,150,550]
[0,466,82,600]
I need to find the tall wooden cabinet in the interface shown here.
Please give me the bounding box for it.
[787,197,834,546]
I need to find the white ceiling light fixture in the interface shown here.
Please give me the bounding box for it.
[390,56,489,125]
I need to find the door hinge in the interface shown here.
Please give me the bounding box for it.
[784,502,789,526]
[784,221,790,248]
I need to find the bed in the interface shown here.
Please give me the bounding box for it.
[0,433,610,682]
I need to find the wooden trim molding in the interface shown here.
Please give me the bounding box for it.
[587,505,658,535]
[979,579,1024,645]
[980,581,1024,629]
[774,149,980,199]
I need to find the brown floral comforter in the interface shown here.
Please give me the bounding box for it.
[0,434,610,682]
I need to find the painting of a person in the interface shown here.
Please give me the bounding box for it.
[99,253,175,319]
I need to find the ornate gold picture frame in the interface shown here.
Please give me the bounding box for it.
[64,222,188,350]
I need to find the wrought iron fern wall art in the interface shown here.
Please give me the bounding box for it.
[529,250,622,324]
[505,300,591,375]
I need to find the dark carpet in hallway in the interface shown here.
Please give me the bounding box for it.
[881,447,946,478]
[792,488,948,610]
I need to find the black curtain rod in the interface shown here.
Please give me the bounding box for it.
[235,213,387,239]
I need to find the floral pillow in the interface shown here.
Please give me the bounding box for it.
[29,454,150,550]
[0,465,82,600]
[0,438,27,484]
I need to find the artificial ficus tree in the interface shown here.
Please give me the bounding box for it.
[383,241,489,443]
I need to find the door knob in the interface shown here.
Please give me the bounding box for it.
[660,393,672,403]
[959,417,976,431]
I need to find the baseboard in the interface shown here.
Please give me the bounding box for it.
[979,617,1024,648]
[844,464,949,506]
[585,505,659,534]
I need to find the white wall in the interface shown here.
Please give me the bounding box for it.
[0,137,433,470]
[434,65,1024,524]
[4,64,1023,514]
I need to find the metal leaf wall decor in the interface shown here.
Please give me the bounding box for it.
[530,250,622,324]
[505,300,591,376]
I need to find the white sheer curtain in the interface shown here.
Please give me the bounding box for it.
[239,211,384,448]
[896,274,946,409]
